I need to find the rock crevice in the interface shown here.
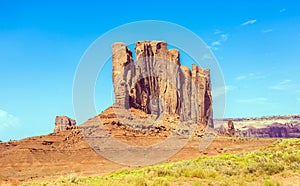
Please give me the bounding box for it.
[112,41,213,127]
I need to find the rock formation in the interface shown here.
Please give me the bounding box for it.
[218,120,235,136]
[235,123,300,138]
[112,41,213,127]
[54,116,76,132]
[215,115,300,138]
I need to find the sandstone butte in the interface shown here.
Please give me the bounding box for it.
[111,40,213,129]
[54,40,213,137]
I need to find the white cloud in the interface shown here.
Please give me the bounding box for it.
[220,34,228,42]
[201,54,213,60]
[214,30,222,35]
[280,8,286,13]
[0,109,20,129]
[262,29,273,33]
[236,75,247,81]
[241,19,257,26]
[212,85,236,98]
[212,41,221,47]
[235,73,266,81]
[212,86,225,98]
[270,79,292,90]
[237,97,268,104]
[225,85,236,92]
[210,32,229,51]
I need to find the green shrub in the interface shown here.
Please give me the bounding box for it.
[262,162,284,175]
[129,176,148,186]
[150,178,170,186]
[185,169,206,178]
[192,180,203,186]
[262,178,281,186]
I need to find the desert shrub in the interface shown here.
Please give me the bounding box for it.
[244,163,259,174]
[206,170,218,178]
[128,176,148,186]
[150,178,170,186]
[289,162,300,170]
[156,168,173,177]
[184,169,206,178]
[192,180,203,186]
[56,173,79,184]
[262,179,282,186]
[283,152,300,164]
[262,162,285,175]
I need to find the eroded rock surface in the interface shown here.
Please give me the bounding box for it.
[54,116,76,132]
[112,41,213,127]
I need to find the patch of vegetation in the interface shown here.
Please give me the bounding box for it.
[24,138,300,186]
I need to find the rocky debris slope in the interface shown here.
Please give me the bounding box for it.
[112,41,213,128]
[80,106,208,148]
[215,115,300,138]
[54,116,76,132]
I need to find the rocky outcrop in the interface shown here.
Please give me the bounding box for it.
[218,120,235,136]
[54,116,76,132]
[112,41,213,127]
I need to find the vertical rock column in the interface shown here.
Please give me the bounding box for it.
[112,42,135,109]
[191,64,213,125]
[179,66,192,121]
[203,69,213,127]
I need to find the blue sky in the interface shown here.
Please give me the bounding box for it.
[0,0,299,141]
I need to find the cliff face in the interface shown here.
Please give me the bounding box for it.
[112,41,213,127]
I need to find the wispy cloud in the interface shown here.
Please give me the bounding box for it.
[211,31,228,50]
[270,79,292,90]
[262,29,273,33]
[212,85,236,98]
[236,75,248,81]
[0,109,20,129]
[235,73,266,81]
[297,98,300,102]
[211,41,221,47]
[237,97,269,104]
[241,19,257,26]
[220,34,228,41]
[280,8,286,13]
[201,54,214,60]
[225,85,236,92]
[214,29,222,35]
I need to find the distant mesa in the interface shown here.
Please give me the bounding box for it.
[216,115,300,138]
